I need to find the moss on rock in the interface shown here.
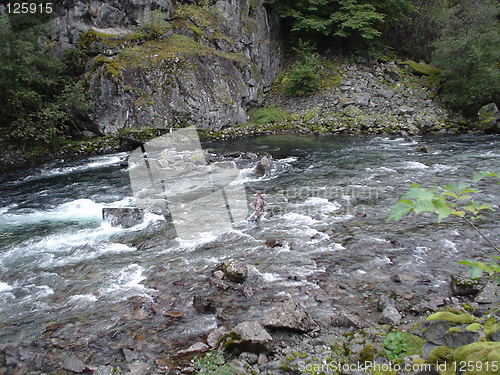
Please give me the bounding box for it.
[453,342,500,375]
[428,346,454,364]
[426,312,477,325]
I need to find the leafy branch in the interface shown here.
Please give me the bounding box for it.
[388,171,499,281]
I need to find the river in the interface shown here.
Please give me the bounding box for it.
[0,134,498,359]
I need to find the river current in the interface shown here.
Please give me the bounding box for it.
[0,134,498,349]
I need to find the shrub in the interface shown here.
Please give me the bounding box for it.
[283,54,321,97]
[248,104,291,124]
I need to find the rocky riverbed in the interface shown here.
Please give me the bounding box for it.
[0,134,498,374]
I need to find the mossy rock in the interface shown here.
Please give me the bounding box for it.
[466,323,483,332]
[428,346,454,364]
[453,342,500,375]
[359,344,378,363]
[426,312,477,325]
[401,60,440,76]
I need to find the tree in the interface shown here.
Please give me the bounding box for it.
[0,15,89,148]
[266,0,414,53]
[431,0,500,115]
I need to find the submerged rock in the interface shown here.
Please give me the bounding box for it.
[102,207,144,228]
[193,295,217,314]
[475,282,499,304]
[215,261,247,283]
[261,299,318,333]
[415,144,434,153]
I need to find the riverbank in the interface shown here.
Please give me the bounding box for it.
[0,117,474,173]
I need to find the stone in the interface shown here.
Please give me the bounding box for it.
[94,366,117,375]
[265,239,282,248]
[239,352,258,364]
[102,207,144,228]
[215,261,247,283]
[63,355,85,373]
[331,311,365,329]
[258,353,269,366]
[443,331,480,349]
[261,299,318,333]
[175,342,209,358]
[475,282,499,304]
[415,144,434,153]
[254,155,273,176]
[223,321,272,353]
[207,326,228,349]
[378,304,401,325]
[193,295,216,314]
[450,275,483,296]
[213,270,225,280]
[478,103,500,133]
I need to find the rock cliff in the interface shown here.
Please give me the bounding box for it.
[51,0,281,134]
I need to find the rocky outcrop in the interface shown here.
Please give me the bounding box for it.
[53,0,281,134]
[269,61,461,135]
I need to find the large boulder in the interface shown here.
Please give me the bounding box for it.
[478,103,500,133]
[261,300,318,333]
[102,207,144,228]
[222,321,272,353]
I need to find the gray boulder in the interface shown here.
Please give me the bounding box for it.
[475,281,499,304]
[102,207,144,228]
[378,304,402,326]
[223,321,272,353]
[450,275,483,296]
[261,300,318,333]
[254,155,273,177]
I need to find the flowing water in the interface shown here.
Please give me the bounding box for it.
[0,134,498,352]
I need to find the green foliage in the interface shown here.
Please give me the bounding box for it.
[401,60,440,76]
[267,0,414,52]
[0,15,90,148]
[283,53,321,97]
[432,0,500,115]
[248,104,291,124]
[383,332,424,359]
[458,257,500,282]
[194,350,236,375]
[388,171,498,222]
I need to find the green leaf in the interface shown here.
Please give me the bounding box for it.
[452,210,465,217]
[388,201,414,221]
[472,171,498,182]
[469,266,484,279]
[414,199,434,214]
[432,197,452,221]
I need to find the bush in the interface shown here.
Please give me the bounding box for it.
[248,104,291,124]
[283,54,321,97]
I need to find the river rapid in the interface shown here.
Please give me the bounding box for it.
[0,134,498,368]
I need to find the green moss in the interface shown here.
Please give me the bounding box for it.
[428,346,454,364]
[247,104,292,125]
[466,323,483,331]
[426,312,477,325]
[483,317,499,340]
[453,342,500,375]
[76,29,122,51]
[359,345,377,363]
[401,60,440,76]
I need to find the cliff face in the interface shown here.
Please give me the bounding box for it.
[52,0,281,134]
